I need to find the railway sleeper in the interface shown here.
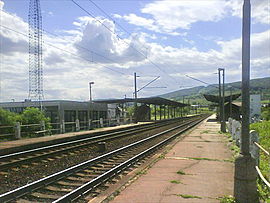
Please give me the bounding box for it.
[27,192,62,201]
[44,186,73,193]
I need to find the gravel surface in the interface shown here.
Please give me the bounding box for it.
[0,121,183,194]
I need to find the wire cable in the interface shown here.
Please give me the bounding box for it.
[71,0,180,85]
[0,24,127,75]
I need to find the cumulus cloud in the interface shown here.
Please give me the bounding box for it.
[0,1,269,102]
[227,0,270,24]
[116,0,269,35]
[74,16,148,64]
[141,0,227,30]
[0,8,29,56]
[115,0,228,35]
[0,34,28,54]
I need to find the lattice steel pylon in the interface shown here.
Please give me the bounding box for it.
[28,0,43,102]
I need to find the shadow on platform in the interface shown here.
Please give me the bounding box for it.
[207,118,217,122]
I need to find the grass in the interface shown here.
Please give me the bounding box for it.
[136,170,146,175]
[176,194,202,199]
[218,195,236,203]
[250,121,270,201]
[176,170,186,175]
[225,121,270,202]
[186,157,218,161]
[170,180,181,184]
[201,130,209,134]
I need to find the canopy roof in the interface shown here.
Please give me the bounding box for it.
[94,97,188,107]
[203,93,241,103]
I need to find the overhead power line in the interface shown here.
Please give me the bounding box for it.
[71,0,180,85]
[1,9,122,66]
[0,25,127,76]
[88,0,148,50]
[185,75,219,89]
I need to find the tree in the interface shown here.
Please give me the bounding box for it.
[21,107,51,137]
[0,108,21,126]
[0,108,21,136]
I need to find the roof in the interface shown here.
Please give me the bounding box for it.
[93,97,188,107]
[203,93,241,103]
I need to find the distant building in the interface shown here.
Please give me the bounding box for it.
[0,100,108,130]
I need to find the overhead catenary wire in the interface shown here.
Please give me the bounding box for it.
[88,0,149,50]
[185,75,219,89]
[0,25,127,76]
[1,9,123,67]
[71,0,181,85]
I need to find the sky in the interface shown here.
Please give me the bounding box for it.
[0,0,269,102]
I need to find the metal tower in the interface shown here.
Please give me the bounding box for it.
[28,0,43,102]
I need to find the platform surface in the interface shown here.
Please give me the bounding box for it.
[110,115,234,203]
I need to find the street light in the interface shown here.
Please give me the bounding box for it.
[89,82,94,102]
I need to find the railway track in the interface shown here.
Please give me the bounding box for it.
[0,117,192,171]
[0,114,208,202]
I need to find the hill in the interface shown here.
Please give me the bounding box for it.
[160,77,270,105]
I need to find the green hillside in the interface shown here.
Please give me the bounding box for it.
[161,77,270,105]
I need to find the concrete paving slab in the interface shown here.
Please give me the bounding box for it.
[110,115,234,203]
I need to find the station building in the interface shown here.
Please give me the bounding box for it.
[0,100,108,128]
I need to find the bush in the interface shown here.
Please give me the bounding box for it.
[262,107,270,121]
[21,107,51,137]
[0,108,21,135]
[0,108,52,139]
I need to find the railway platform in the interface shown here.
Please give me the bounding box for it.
[106,115,234,203]
[0,122,151,155]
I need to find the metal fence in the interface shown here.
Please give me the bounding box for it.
[0,117,133,140]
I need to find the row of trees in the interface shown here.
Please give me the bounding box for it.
[0,107,51,138]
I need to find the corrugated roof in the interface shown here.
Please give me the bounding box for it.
[93,97,188,107]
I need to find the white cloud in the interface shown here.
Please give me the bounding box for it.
[0,1,4,10]
[141,0,227,30]
[227,0,270,24]
[115,0,228,35]
[116,0,269,35]
[74,16,148,64]
[0,3,269,102]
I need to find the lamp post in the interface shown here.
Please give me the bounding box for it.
[234,0,258,202]
[89,82,94,102]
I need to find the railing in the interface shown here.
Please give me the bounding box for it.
[227,118,270,190]
[0,117,134,140]
[253,141,270,189]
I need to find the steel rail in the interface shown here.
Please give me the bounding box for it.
[0,118,182,165]
[0,115,206,202]
[54,117,204,202]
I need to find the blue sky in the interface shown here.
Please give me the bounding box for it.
[0,0,269,102]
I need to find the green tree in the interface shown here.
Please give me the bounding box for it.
[0,108,21,137]
[21,107,51,137]
[0,108,21,126]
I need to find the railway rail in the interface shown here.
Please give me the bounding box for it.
[0,117,191,171]
[0,114,208,202]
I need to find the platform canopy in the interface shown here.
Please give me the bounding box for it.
[203,93,241,104]
[93,97,188,107]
